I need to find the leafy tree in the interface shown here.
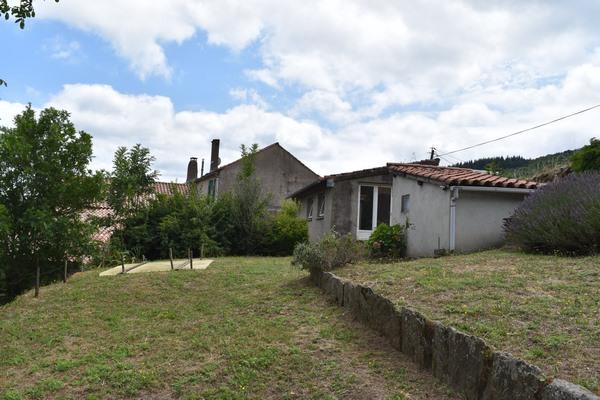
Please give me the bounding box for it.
[112,188,221,261]
[107,144,158,223]
[571,138,600,172]
[1,0,60,86]
[0,105,103,301]
[227,144,271,254]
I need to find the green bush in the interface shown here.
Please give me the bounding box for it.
[292,231,364,271]
[265,200,308,256]
[111,190,222,260]
[366,223,407,259]
[571,138,600,172]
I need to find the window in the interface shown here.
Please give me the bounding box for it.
[401,194,410,214]
[358,185,392,239]
[317,193,325,218]
[306,198,314,220]
[377,187,391,225]
[207,179,217,198]
[359,186,374,231]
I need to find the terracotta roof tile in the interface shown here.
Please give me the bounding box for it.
[387,163,539,189]
[153,181,190,195]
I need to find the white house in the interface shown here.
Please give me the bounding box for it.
[290,162,538,257]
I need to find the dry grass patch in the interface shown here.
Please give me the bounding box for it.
[335,249,600,394]
[1,257,457,399]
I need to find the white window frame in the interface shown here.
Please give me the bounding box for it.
[306,197,314,221]
[356,184,392,240]
[317,192,326,218]
[401,194,410,214]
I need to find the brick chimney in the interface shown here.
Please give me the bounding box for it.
[186,157,198,182]
[210,139,220,172]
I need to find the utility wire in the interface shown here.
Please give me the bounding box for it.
[437,104,600,157]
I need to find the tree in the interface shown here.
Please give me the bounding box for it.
[107,144,158,223]
[571,138,600,172]
[227,143,271,254]
[1,0,60,86]
[0,105,103,301]
[484,159,503,175]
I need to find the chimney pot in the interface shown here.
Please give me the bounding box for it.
[186,157,198,182]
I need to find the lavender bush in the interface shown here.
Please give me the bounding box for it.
[505,172,600,255]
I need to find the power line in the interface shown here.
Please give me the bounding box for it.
[438,104,600,157]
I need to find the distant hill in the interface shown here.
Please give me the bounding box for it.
[451,148,577,181]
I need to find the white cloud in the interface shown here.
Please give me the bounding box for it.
[1,71,599,181]
[37,1,600,100]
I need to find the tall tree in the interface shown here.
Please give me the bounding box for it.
[107,144,158,223]
[227,144,270,254]
[0,105,103,301]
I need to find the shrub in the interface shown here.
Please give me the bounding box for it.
[505,172,600,255]
[112,190,222,260]
[571,138,600,172]
[292,231,364,271]
[366,223,407,259]
[265,200,308,256]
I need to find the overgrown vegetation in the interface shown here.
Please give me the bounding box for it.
[107,144,159,223]
[107,144,307,261]
[0,106,103,303]
[366,223,407,259]
[110,190,221,261]
[265,200,308,256]
[335,250,600,394]
[0,258,455,399]
[571,137,600,172]
[292,231,364,271]
[504,172,600,255]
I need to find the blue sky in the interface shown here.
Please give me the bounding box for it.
[1,1,600,180]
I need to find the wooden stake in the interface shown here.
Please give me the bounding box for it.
[34,256,40,298]
[201,243,205,259]
[189,248,193,269]
[121,254,125,274]
[169,247,174,270]
[63,259,68,283]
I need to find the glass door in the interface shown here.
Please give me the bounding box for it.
[357,185,391,240]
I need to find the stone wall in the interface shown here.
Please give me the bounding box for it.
[310,270,599,400]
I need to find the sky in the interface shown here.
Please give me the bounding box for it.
[1,1,600,181]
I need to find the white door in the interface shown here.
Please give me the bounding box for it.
[357,185,391,240]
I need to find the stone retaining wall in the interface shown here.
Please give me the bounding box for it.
[310,270,598,400]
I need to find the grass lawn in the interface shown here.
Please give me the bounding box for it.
[335,249,600,394]
[0,257,457,400]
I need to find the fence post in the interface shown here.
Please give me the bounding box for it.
[63,259,68,283]
[201,243,205,259]
[121,254,125,274]
[189,248,193,269]
[169,247,174,270]
[34,256,40,298]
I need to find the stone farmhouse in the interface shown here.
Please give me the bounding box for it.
[188,139,319,211]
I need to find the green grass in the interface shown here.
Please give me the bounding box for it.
[335,249,600,394]
[0,257,456,399]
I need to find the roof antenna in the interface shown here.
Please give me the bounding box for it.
[430,147,436,160]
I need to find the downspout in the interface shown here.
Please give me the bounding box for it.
[449,187,459,252]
